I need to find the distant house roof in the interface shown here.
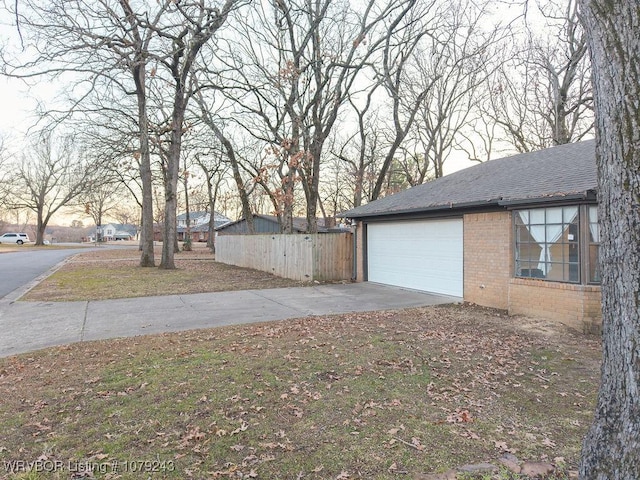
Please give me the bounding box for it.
[104,223,137,235]
[177,210,231,223]
[184,221,230,233]
[176,211,232,233]
[343,140,597,219]
[216,214,331,234]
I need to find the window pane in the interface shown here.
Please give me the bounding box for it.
[589,245,601,283]
[518,241,541,263]
[569,262,580,282]
[514,206,582,284]
[589,206,598,223]
[530,209,545,224]
[563,206,578,223]
[519,262,544,278]
[589,224,599,242]
[546,207,563,224]
[516,225,532,243]
[546,224,565,243]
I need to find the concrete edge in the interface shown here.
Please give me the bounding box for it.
[0,255,77,305]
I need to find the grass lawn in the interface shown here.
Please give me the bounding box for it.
[22,245,309,302]
[0,305,600,479]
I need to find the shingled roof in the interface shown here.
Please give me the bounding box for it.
[343,140,597,219]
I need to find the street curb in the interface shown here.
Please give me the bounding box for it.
[0,255,77,305]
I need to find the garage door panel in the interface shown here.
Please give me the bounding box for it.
[367,219,463,297]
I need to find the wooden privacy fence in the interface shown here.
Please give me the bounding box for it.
[216,233,353,282]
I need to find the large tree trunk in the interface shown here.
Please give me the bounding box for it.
[160,110,184,270]
[160,118,185,264]
[35,209,45,246]
[121,0,155,268]
[579,2,640,479]
[137,89,155,267]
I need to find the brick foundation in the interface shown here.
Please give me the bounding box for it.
[508,278,602,333]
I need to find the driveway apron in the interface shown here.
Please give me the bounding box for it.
[0,283,459,358]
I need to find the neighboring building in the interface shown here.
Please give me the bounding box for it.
[98,223,138,241]
[342,140,601,333]
[177,210,231,242]
[215,214,336,235]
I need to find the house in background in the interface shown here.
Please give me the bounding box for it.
[215,214,337,235]
[98,223,138,241]
[177,210,231,242]
[342,140,601,333]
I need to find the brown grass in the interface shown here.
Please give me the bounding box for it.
[0,305,600,479]
[22,245,309,302]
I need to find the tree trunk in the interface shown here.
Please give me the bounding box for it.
[305,141,323,234]
[135,70,155,267]
[183,164,192,252]
[160,101,185,269]
[206,176,217,254]
[579,2,640,479]
[120,0,156,267]
[35,209,45,246]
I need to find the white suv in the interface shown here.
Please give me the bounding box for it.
[0,233,31,245]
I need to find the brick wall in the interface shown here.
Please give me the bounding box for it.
[463,210,602,332]
[463,212,512,310]
[509,279,602,333]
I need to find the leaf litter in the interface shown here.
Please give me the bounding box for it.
[0,304,600,478]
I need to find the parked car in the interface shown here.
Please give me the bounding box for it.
[0,233,31,245]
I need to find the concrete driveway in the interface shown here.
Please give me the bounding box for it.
[0,283,459,358]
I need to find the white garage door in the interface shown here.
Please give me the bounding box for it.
[367,218,463,297]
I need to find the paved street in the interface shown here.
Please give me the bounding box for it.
[0,246,97,299]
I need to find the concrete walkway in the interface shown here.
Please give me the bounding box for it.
[0,283,459,358]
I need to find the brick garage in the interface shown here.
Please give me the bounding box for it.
[344,141,602,333]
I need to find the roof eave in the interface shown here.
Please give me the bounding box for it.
[341,190,597,219]
[497,190,597,208]
[339,200,497,219]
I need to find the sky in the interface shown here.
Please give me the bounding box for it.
[0,35,94,227]
[0,19,54,146]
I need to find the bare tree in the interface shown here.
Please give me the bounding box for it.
[80,178,121,242]
[193,149,229,253]
[139,0,241,269]
[366,1,441,201]
[212,0,424,232]
[578,1,640,478]
[331,93,386,208]
[400,0,500,182]
[2,0,169,266]
[481,0,592,153]
[5,132,96,245]
[4,0,244,268]
[112,206,138,227]
[193,93,255,234]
